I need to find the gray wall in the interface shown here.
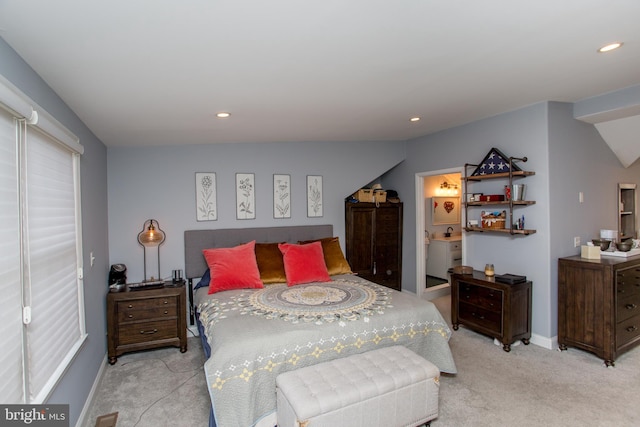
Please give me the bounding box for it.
[548,101,640,334]
[383,103,551,335]
[0,39,109,426]
[107,141,405,282]
[383,101,640,341]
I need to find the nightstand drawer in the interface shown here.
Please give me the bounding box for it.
[458,301,501,333]
[118,320,178,345]
[459,283,503,312]
[117,297,178,322]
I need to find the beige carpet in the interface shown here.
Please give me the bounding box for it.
[84,295,640,426]
[83,335,210,427]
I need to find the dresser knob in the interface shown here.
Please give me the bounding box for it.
[164,310,168,314]
[128,304,133,308]
[164,300,168,304]
[128,314,133,318]
[140,329,158,335]
[625,304,637,310]
[626,325,638,333]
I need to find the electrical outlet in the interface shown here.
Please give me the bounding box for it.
[574,237,581,247]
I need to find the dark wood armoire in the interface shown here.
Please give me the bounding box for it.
[345,202,403,291]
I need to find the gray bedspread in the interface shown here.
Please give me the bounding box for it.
[195,275,456,427]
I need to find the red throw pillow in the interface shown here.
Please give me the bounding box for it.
[298,237,353,276]
[203,241,263,294]
[278,241,331,286]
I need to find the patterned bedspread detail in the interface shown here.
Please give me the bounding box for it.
[195,275,456,427]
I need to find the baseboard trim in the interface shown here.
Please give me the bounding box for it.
[423,283,451,300]
[75,354,108,427]
[530,333,557,350]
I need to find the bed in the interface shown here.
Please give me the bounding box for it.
[184,225,456,427]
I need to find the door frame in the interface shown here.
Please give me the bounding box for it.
[414,166,465,299]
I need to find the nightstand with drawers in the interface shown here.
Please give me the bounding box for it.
[107,281,187,364]
[451,271,532,352]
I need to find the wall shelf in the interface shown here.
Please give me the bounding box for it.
[463,157,536,236]
[464,225,536,235]
[618,183,637,241]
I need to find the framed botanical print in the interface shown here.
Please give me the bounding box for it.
[432,196,460,225]
[273,174,291,219]
[236,173,255,220]
[195,172,217,221]
[307,175,323,217]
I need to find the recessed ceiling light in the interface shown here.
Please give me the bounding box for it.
[598,42,623,53]
[410,117,421,122]
[216,112,231,118]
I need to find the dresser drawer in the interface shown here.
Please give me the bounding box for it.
[617,268,640,297]
[616,315,640,347]
[118,320,179,345]
[458,301,502,333]
[617,293,640,323]
[459,283,503,313]
[117,296,178,322]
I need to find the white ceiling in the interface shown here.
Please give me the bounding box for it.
[1,0,639,148]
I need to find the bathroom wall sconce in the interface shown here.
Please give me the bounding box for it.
[137,219,165,282]
[436,181,459,196]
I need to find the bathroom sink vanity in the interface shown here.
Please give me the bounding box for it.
[426,236,462,280]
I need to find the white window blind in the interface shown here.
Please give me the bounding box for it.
[25,126,85,403]
[0,74,85,404]
[0,107,24,404]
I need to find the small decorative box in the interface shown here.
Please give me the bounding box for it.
[480,194,505,202]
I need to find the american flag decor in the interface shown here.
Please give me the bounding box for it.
[471,147,521,176]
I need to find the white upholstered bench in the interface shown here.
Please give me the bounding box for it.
[276,345,440,427]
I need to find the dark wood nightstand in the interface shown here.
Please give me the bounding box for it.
[107,281,187,364]
[451,271,532,352]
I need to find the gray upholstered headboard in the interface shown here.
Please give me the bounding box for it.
[184,224,334,280]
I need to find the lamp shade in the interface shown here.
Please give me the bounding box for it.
[137,219,165,247]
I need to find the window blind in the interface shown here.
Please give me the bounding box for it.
[25,126,85,403]
[0,108,24,404]
[0,74,85,404]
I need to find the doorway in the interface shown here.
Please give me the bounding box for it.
[414,167,464,300]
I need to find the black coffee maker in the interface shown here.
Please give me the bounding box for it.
[108,264,127,286]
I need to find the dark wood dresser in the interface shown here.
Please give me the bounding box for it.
[345,202,403,290]
[107,282,187,364]
[451,271,532,351]
[558,255,640,366]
